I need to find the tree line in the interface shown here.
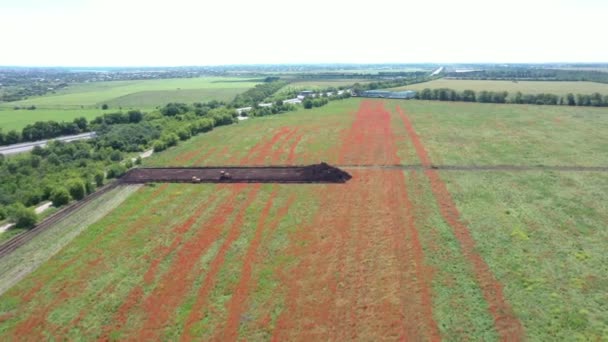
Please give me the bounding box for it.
[415,88,608,107]
[444,68,608,84]
[0,110,146,147]
[0,79,356,229]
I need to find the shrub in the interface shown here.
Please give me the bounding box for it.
[67,179,86,200]
[9,204,37,229]
[107,164,127,179]
[177,129,191,141]
[85,180,95,195]
[94,171,105,187]
[162,133,179,147]
[50,187,70,206]
[153,140,166,152]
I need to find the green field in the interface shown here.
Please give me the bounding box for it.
[394,79,608,95]
[1,99,607,340]
[0,77,259,110]
[0,77,259,131]
[0,108,110,131]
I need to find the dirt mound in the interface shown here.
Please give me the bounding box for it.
[301,162,352,183]
[119,163,352,184]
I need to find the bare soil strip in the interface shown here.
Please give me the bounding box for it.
[120,164,352,184]
[397,105,525,339]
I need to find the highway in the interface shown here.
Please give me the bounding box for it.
[0,132,96,155]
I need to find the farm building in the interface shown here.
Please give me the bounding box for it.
[359,90,416,99]
[297,90,315,99]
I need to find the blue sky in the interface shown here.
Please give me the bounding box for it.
[0,0,606,66]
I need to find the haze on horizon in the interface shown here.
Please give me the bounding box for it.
[1,0,606,67]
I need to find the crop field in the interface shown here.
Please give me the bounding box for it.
[1,99,607,340]
[0,108,109,131]
[394,79,608,96]
[0,77,259,110]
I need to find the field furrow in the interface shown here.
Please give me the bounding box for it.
[397,105,524,339]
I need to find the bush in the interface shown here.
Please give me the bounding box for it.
[85,180,95,195]
[153,140,167,152]
[50,188,70,206]
[162,133,179,147]
[9,204,37,229]
[107,164,127,179]
[0,206,6,220]
[177,129,191,141]
[134,156,142,165]
[67,179,86,200]
[303,99,313,109]
[109,150,123,161]
[94,171,105,187]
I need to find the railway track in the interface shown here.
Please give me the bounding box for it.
[0,183,118,260]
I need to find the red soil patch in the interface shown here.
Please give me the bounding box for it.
[12,256,105,339]
[269,128,299,163]
[212,189,277,341]
[12,184,167,333]
[190,147,218,166]
[397,105,524,339]
[272,100,439,340]
[179,185,261,341]
[218,191,296,340]
[118,185,255,340]
[174,149,200,165]
[142,192,222,285]
[240,127,293,165]
[287,135,303,165]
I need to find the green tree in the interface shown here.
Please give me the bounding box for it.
[107,164,127,178]
[67,179,86,200]
[5,130,21,144]
[566,93,576,106]
[303,99,313,109]
[9,204,37,229]
[153,140,167,152]
[50,188,70,206]
[94,171,105,187]
[101,104,109,110]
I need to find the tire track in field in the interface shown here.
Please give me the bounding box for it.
[9,185,169,338]
[142,191,223,285]
[269,128,299,163]
[179,185,261,341]
[218,191,296,341]
[99,187,227,339]
[174,149,200,165]
[17,185,166,304]
[122,185,249,341]
[272,100,439,340]
[178,126,297,339]
[287,134,303,165]
[397,105,524,340]
[41,187,186,337]
[240,127,293,165]
[191,146,217,165]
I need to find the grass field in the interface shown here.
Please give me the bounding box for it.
[0,108,111,131]
[0,77,259,131]
[393,79,608,96]
[0,77,259,110]
[1,99,607,340]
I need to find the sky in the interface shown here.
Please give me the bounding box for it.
[0,0,606,66]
